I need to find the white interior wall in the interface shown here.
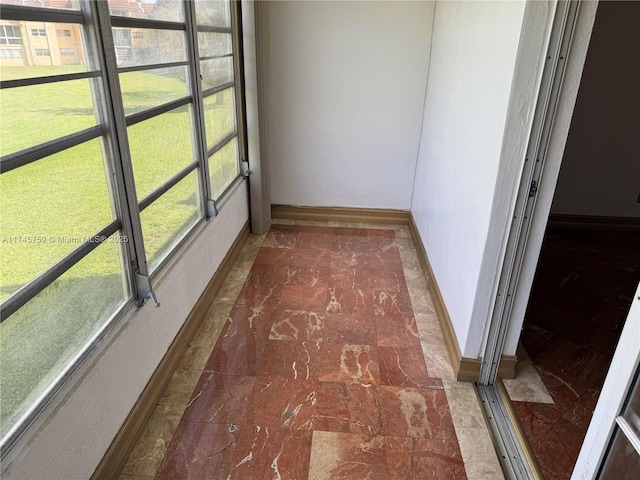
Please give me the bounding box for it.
[550,0,640,219]
[264,0,434,210]
[3,184,249,480]
[411,0,526,357]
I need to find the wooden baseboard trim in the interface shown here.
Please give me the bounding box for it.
[498,355,518,380]
[91,222,250,480]
[271,205,410,225]
[548,214,640,231]
[408,214,467,380]
[408,213,517,382]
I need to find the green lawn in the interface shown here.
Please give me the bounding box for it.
[0,66,237,436]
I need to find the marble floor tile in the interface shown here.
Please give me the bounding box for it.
[375,315,420,348]
[502,358,554,404]
[317,343,381,385]
[204,304,274,376]
[120,224,505,479]
[330,250,371,268]
[269,310,325,342]
[308,431,388,480]
[227,426,313,480]
[298,232,334,250]
[245,376,318,430]
[253,246,292,266]
[262,340,322,380]
[385,435,467,479]
[281,285,328,311]
[415,312,445,347]
[291,248,332,267]
[120,412,182,477]
[155,422,239,480]
[378,346,432,387]
[513,229,640,478]
[313,382,383,435]
[329,265,373,290]
[322,313,377,345]
[262,229,299,249]
[373,289,414,317]
[181,373,255,425]
[371,267,408,292]
[326,287,376,314]
[377,384,452,439]
[286,265,330,288]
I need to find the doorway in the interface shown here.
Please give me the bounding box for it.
[502,1,640,477]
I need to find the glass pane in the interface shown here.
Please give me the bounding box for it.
[622,371,640,439]
[209,137,238,199]
[600,427,640,480]
[108,0,183,22]
[195,0,231,28]
[200,56,233,90]
[120,66,189,115]
[0,139,116,300]
[0,0,79,10]
[0,23,89,81]
[140,172,200,272]
[0,78,97,156]
[197,32,231,58]
[203,87,235,150]
[128,105,195,200]
[0,236,127,439]
[112,28,186,68]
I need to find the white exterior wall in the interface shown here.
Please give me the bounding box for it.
[3,184,249,480]
[264,0,434,210]
[411,0,526,357]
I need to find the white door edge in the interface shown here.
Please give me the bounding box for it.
[571,282,640,479]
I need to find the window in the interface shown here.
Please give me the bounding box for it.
[114,46,132,61]
[0,48,22,59]
[112,28,131,47]
[31,28,46,37]
[195,0,240,200]
[0,0,244,458]
[0,25,23,45]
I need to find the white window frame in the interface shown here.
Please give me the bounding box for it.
[0,0,247,465]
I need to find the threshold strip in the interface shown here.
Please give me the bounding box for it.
[476,384,536,480]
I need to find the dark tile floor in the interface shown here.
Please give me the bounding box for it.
[153,224,468,479]
[514,228,640,480]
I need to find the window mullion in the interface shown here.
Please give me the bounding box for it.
[184,0,215,218]
[89,0,153,303]
[231,0,248,168]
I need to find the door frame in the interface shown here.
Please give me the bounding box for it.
[572,284,640,479]
[477,0,599,384]
[474,0,601,477]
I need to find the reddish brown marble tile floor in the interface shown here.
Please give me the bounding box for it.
[514,229,640,480]
[154,224,467,479]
